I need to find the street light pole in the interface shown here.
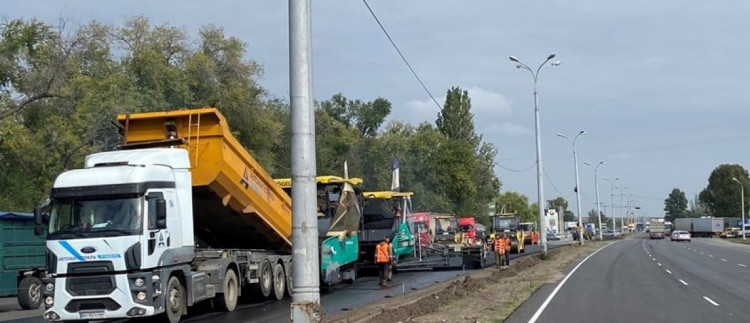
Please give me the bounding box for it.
[732,177,746,240]
[585,161,606,240]
[618,187,627,234]
[604,177,619,232]
[558,131,586,246]
[509,54,560,256]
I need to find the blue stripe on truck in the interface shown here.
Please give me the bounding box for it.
[59,241,85,261]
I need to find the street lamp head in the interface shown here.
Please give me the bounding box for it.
[578,130,587,136]
[600,161,606,166]
[547,53,556,60]
[584,162,592,167]
[509,55,520,63]
[732,177,739,183]
[556,133,566,138]
[551,61,561,66]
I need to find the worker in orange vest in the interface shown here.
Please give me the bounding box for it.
[375,237,391,287]
[497,233,511,268]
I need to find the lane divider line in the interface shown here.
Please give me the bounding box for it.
[679,279,688,286]
[665,270,672,274]
[703,296,719,306]
[738,264,747,267]
[721,258,728,262]
[529,241,617,323]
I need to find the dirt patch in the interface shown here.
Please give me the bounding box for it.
[325,241,608,323]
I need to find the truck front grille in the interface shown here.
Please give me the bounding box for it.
[67,276,116,296]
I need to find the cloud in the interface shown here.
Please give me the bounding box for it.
[398,86,513,126]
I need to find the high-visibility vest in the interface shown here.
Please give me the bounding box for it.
[375,243,390,263]
[501,237,511,251]
[494,238,506,254]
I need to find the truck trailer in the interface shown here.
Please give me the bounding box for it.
[35,108,302,322]
[0,212,46,310]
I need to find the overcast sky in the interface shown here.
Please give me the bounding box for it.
[4,1,750,222]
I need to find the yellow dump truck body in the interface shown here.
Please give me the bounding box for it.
[117,107,292,251]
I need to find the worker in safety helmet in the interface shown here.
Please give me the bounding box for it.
[375,237,391,287]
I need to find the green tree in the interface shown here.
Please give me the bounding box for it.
[686,194,708,218]
[664,188,688,222]
[587,209,608,226]
[699,164,749,217]
[435,87,478,144]
[548,196,575,221]
[319,93,391,138]
[495,191,532,222]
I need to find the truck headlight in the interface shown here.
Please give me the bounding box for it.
[135,278,145,287]
[45,283,54,292]
[44,296,54,306]
[137,292,147,301]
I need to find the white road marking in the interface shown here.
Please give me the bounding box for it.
[679,279,688,286]
[657,263,662,267]
[721,258,728,262]
[665,270,672,274]
[703,296,719,306]
[652,258,656,261]
[708,255,713,258]
[700,252,704,255]
[529,241,617,323]
[739,264,747,267]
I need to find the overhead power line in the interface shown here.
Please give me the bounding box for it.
[362,0,442,111]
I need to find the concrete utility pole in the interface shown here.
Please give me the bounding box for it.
[509,53,560,256]
[289,0,321,321]
[558,131,586,246]
[585,162,606,240]
[732,177,746,240]
[604,177,619,232]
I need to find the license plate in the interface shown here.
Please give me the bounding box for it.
[79,311,106,319]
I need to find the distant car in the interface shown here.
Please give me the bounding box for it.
[602,229,620,238]
[720,228,740,239]
[671,230,691,242]
[546,233,560,241]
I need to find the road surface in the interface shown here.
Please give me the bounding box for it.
[508,233,750,323]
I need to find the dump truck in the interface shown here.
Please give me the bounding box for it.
[274,176,362,286]
[649,218,665,239]
[34,108,302,322]
[491,213,525,253]
[0,212,46,310]
[458,217,481,246]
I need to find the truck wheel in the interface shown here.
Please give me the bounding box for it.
[285,263,293,297]
[272,262,285,301]
[165,276,185,323]
[17,276,42,310]
[257,260,273,298]
[216,269,238,311]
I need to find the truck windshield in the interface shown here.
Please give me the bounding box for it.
[48,196,143,238]
[494,219,514,231]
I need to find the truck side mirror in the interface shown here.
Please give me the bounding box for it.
[156,198,167,229]
[34,207,45,236]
